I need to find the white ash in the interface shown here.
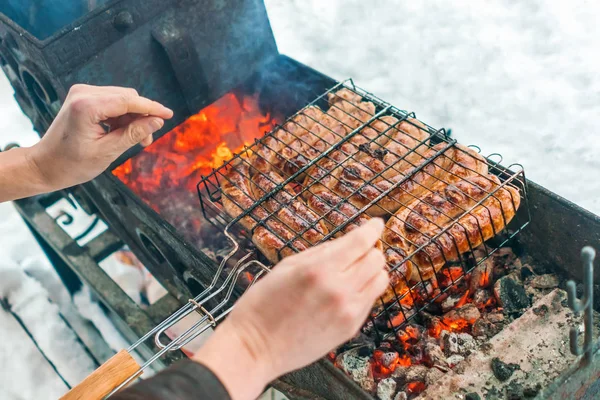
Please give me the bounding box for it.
[441,332,477,357]
[394,392,408,400]
[472,289,493,308]
[446,354,466,368]
[405,365,428,383]
[391,365,409,380]
[528,274,560,290]
[424,340,447,368]
[425,368,446,386]
[441,293,465,313]
[377,378,397,400]
[336,347,376,393]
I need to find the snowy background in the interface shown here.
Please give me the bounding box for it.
[1,0,599,399]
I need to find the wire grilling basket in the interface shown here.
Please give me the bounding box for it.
[196,79,531,341]
[101,79,531,397]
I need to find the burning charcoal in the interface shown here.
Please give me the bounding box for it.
[469,258,494,292]
[424,340,447,368]
[493,276,530,314]
[442,303,481,331]
[405,365,428,382]
[473,289,495,310]
[440,292,466,313]
[437,266,468,289]
[336,347,376,393]
[376,378,397,400]
[490,357,520,382]
[425,367,446,386]
[446,354,465,367]
[405,381,427,395]
[372,349,401,380]
[426,317,444,338]
[394,392,408,400]
[529,274,559,290]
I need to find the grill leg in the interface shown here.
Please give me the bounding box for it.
[22,216,83,295]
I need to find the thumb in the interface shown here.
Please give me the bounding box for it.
[104,116,164,152]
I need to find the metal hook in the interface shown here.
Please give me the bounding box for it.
[566,246,597,364]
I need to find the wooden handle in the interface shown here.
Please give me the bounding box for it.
[60,349,141,400]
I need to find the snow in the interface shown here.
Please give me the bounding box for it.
[1,1,599,399]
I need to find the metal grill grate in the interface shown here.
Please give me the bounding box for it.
[196,79,530,340]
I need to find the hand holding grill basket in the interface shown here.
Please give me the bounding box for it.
[61,220,390,400]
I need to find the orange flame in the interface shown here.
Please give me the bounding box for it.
[113,92,279,196]
[480,270,491,287]
[406,381,426,394]
[455,289,470,308]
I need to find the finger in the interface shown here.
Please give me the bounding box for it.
[345,248,386,289]
[68,84,138,98]
[357,269,390,312]
[103,116,164,151]
[140,134,154,147]
[96,94,173,121]
[301,218,384,269]
[105,114,145,130]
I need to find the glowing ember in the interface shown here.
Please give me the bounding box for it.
[438,266,466,288]
[112,92,279,247]
[455,289,471,308]
[406,381,426,394]
[397,354,412,367]
[480,270,491,287]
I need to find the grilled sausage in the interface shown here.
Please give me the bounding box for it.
[385,174,521,281]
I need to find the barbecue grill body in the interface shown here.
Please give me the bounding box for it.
[1,2,600,400]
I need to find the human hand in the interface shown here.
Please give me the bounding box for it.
[29,84,173,190]
[193,218,388,400]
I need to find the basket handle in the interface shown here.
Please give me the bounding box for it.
[60,349,140,400]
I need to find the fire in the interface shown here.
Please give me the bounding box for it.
[371,350,412,380]
[438,266,465,288]
[406,381,426,394]
[455,289,470,308]
[113,92,279,196]
[480,270,491,287]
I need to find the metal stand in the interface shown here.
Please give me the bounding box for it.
[566,246,598,365]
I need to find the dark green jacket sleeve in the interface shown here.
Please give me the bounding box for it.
[113,359,231,400]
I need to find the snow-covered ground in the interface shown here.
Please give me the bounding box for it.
[1,1,599,399]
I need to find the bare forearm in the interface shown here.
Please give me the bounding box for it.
[0,146,52,202]
[192,320,275,400]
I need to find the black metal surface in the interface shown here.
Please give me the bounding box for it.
[0,0,278,143]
